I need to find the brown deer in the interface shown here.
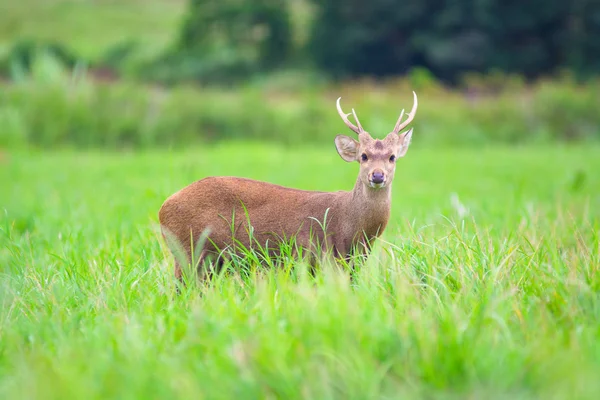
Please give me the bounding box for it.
[158,92,418,281]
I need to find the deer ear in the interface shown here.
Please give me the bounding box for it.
[335,134,359,162]
[397,128,413,157]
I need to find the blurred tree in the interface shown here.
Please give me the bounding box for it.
[308,0,600,82]
[476,0,569,77]
[564,0,600,77]
[176,0,293,80]
[307,0,429,78]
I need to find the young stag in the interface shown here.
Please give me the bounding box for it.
[158,92,418,281]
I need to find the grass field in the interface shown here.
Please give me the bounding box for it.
[1,144,599,399]
[0,0,185,60]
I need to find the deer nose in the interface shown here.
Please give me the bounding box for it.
[371,171,385,184]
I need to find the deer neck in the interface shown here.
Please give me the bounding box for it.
[351,176,392,203]
[348,177,392,234]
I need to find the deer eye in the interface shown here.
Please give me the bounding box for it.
[389,155,396,162]
[361,153,368,162]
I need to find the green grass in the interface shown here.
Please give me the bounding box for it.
[0,0,186,60]
[1,144,599,399]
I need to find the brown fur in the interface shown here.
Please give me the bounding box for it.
[158,95,417,282]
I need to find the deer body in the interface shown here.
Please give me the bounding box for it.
[159,92,418,281]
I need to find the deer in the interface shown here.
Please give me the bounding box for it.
[158,91,418,283]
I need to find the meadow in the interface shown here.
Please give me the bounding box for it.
[2,0,600,398]
[1,144,599,399]
[0,0,185,60]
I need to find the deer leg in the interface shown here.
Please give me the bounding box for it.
[174,260,184,282]
[196,250,230,286]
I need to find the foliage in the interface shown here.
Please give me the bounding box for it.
[308,0,600,81]
[2,1,599,84]
[153,0,294,83]
[1,147,599,398]
[1,57,599,149]
[0,39,79,78]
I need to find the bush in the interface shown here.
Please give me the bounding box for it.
[0,39,80,79]
[146,0,295,84]
[533,77,600,141]
[0,60,599,150]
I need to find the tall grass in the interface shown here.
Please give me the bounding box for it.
[0,145,598,398]
[1,53,600,149]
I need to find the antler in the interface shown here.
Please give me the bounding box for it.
[336,97,364,135]
[392,91,418,134]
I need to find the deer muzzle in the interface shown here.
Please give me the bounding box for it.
[370,170,385,187]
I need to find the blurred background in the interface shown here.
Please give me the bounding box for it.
[0,0,599,149]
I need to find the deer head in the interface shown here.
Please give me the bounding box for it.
[334,92,418,189]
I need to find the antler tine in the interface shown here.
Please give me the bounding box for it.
[351,108,364,133]
[336,97,364,135]
[393,91,418,134]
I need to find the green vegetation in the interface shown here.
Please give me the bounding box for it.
[3,0,599,84]
[1,2,598,152]
[309,0,600,81]
[174,0,293,81]
[2,60,599,149]
[1,145,599,398]
[0,0,185,60]
[1,2,598,398]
